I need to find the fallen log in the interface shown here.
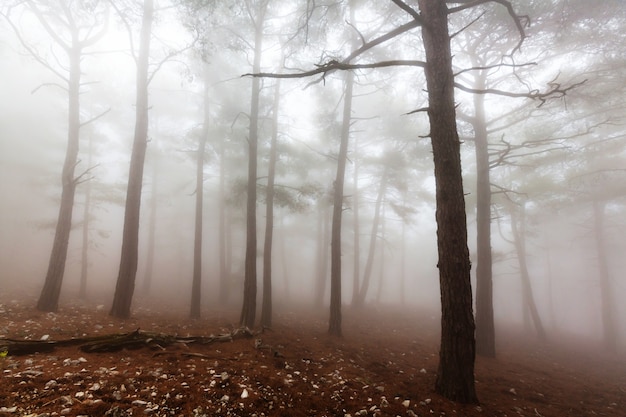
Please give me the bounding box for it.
[0,327,259,356]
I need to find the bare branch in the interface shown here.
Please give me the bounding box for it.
[79,108,111,127]
[390,0,422,23]
[454,61,536,77]
[447,0,529,54]
[244,59,426,79]
[454,78,587,106]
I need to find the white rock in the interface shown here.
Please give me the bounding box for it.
[40,334,50,341]
[75,391,85,399]
[402,399,410,408]
[132,400,148,406]
[241,388,249,399]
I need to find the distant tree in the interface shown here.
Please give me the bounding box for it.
[110,0,197,318]
[190,68,211,319]
[2,1,109,312]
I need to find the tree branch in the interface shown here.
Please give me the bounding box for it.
[446,0,529,54]
[454,78,587,106]
[244,59,426,79]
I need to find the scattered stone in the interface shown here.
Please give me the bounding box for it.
[402,399,410,408]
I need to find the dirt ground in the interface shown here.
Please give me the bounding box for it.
[0,295,624,417]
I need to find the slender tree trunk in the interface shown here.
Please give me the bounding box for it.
[79,135,94,300]
[511,202,546,341]
[592,199,617,352]
[400,214,406,306]
[351,137,361,307]
[375,203,386,304]
[218,126,229,303]
[141,150,158,295]
[314,199,330,306]
[261,77,281,328]
[240,1,268,328]
[110,0,153,319]
[279,222,290,298]
[356,167,388,307]
[418,0,478,403]
[329,70,354,337]
[37,44,81,312]
[190,74,210,319]
[472,71,496,357]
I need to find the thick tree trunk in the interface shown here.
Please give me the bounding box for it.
[190,75,210,319]
[329,70,354,337]
[592,199,617,352]
[472,71,496,358]
[240,1,267,328]
[110,0,153,319]
[37,44,81,312]
[261,77,281,328]
[418,0,478,403]
[375,203,386,304]
[511,202,546,341]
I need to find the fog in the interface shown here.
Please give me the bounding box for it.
[1,1,625,355]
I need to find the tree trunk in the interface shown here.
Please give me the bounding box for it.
[190,72,210,319]
[79,135,94,300]
[110,0,153,319]
[351,137,361,307]
[418,0,478,403]
[356,167,388,307]
[592,199,617,352]
[141,149,158,295]
[314,198,330,306]
[240,1,268,328]
[218,123,229,303]
[261,77,281,328]
[329,70,354,337]
[510,202,546,341]
[472,71,496,358]
[37,44,81,312]
[375,203,386,304]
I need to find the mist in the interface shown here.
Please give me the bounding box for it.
[1,0,625,361]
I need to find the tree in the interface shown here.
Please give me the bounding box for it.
[260,75,282,328]
[239,0,269,329]
[416,0,476,403]
[190,68,211,319]
[247,0,576,403]
[110,0,153,318]
[2,1,109,312]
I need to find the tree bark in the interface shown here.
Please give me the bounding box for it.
[418,0,478,403]
[110,0,153,319]
[190,72,210,319]
[261,77,282,328]
[218,123,229,303]
[329,70,354,337]
[240,0,268,328]
[472,70,496,358]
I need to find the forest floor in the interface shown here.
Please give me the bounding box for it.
[0,294,624,417]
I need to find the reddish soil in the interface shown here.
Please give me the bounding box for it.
[0,296,624,417]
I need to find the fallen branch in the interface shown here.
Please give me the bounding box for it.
[0,327,259,356]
